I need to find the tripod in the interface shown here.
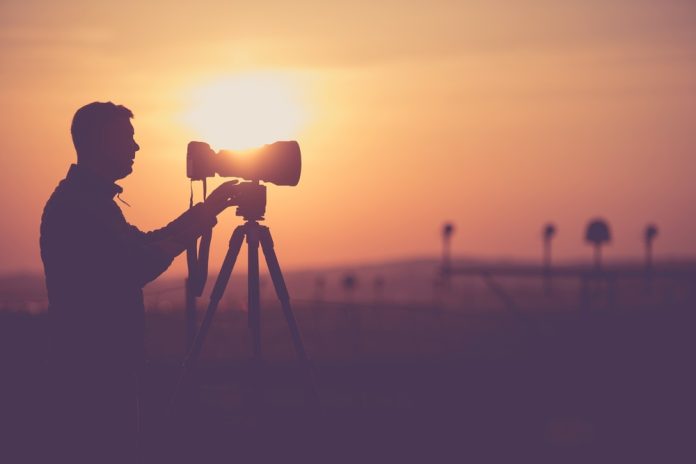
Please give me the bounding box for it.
[172,183,318,410]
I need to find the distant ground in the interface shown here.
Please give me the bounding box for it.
[1,258,695,462]
[3,256,696,313]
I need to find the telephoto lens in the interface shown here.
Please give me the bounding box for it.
[187,141,301,186]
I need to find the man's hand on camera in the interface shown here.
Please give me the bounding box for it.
[204,180,241,216]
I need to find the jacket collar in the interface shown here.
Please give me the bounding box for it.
[65,164,123,199]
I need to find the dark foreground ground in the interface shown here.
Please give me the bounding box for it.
[2,299,696,463]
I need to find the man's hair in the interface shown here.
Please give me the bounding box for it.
[71,101,134,159]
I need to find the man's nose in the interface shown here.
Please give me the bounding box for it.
[134,141,140,151]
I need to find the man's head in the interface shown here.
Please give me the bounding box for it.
[71,102,140,181]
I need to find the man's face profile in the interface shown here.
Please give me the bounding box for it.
[101,119,140,181]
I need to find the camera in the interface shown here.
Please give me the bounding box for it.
[187,140,301,186]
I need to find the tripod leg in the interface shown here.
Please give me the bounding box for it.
[258,226,320,406]
[244,222,270,420]
[171,225,246,407]
[246,223,262,361]
[258,226,307,360]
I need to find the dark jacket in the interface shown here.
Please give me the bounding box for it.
[40,164,215,366]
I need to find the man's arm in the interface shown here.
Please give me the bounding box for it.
[137,202,217,258]
[118,180,241,284]
[64,180,240,288]
[137,180,241,259]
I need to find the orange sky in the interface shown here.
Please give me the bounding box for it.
[1,0,695,275]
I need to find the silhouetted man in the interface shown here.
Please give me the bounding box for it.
[40,101,238,463]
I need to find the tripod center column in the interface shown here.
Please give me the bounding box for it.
[246,221,262,359]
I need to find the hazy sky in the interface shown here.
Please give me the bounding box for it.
[1,0,695,274]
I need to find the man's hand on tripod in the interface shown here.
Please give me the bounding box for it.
[204,180,242,216]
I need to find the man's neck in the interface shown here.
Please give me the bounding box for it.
[77,161,117,185]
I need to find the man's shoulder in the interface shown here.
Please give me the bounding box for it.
[41,176,117,227]
[42,178,81,220]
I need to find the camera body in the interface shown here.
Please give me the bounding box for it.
[187,140,301,186]
[186,141,217,180]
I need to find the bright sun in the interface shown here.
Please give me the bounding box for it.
[183,72,308,150]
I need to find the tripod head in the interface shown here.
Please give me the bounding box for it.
[235,180,267,221]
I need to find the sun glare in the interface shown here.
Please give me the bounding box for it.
[183,72,308,151]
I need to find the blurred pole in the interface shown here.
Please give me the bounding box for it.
[644,224,658,295]
[645,240,653,295]
[542,223,555,296]
[593,246,603,303]
[594,244,602,271]
[443,235,451,272]
[543,238,552,296]
[341,273,361,358]
[441,223,455,290]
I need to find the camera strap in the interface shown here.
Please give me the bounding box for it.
[186,179,212,297]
